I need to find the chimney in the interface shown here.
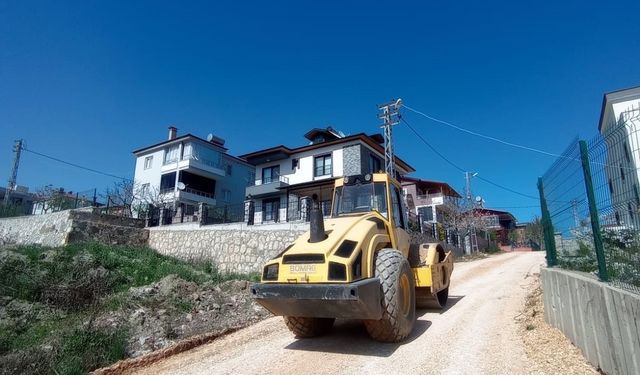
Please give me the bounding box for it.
[168,126,177,140]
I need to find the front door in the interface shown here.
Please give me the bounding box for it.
[262,198,280,222]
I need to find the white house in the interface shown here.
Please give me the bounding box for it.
[132,127,255,219]
[599,86,640,227]
[239,127,415,224]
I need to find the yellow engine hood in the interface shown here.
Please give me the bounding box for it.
[285,213,387,257]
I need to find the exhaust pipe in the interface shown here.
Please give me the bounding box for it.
[309,194,326,243]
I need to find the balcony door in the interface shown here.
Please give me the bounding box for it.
[262,165,280,184]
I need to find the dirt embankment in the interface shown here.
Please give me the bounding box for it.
[94,276,269,358]
[517,274,600,374]
[0,244,269,375]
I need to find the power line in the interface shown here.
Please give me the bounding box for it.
[403,104,571,158]
[21,146,129,181]
[402,103,638,171]
[490,205,542,209]
[399,117,464,173]
[400,116,541,201]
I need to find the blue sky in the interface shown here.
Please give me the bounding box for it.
[1,1,639,222]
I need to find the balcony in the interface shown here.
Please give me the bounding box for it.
[246,175,290,198]
[161,156,226,177]
[413,192,444,206]
[160,187,217,206]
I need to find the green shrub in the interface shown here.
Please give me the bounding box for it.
[484,243,502,254]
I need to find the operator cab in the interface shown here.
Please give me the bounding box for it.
[331,173,406,230]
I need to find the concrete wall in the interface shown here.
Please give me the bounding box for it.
[148,222,310,274]
[541,267,640,375]
[0,209,148,247]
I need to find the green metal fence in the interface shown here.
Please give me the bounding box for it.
[539,107,640,293]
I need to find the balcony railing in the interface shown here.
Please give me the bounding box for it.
[183,187,214,199]
[159,187,174,195]
[414,193,454,206]
[251,174,289,186]
[162,155,225,170]
[159,186,214,199]
[184,156,225,170]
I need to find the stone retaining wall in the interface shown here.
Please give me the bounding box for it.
[0,209,148,247]
[148,223,309,274]
[67,210,148,246]
[541,267,640,375]
[0,210,72,247]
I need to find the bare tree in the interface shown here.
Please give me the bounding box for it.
[524,216,544,249]
[104,180,168,217]
[438,201,490,248]
[33,185,75,214]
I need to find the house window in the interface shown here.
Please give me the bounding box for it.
[226,163,233,176]
[222,189,231,202]
[292,158,299,170]
[314,154,332,177]
[615,211,621,225]
[620,163,625,181]
[418,206,433,222]
[144,156,153,170]
[634,184,639,206]
[160,173,176,192]
[140,183,150,195]
[369,155,382,173]
[185,205,195,215]
[262,165,280,184]
[628,202,635,222]
[164,145,180,164]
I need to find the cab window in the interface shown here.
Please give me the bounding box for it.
[391,185,404,228]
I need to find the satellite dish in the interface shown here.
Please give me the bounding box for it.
[206,133,214,142]
[475,196,483,202]
[177,182,186,190]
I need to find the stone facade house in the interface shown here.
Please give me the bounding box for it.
[239,127,415,224]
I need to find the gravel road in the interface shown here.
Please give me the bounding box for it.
[132,252,589,375]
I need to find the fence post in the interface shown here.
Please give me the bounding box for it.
[245,199,255,225]
[578,140,609,281]
[537,177,558,266]
[198,203,207,226]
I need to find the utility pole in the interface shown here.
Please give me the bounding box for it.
[378,99,402,178]
[4,139,23,206]
[464,171,479,253]
[464,171,478,210]
[571,199,580,233]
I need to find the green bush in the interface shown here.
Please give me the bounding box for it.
[0,243,254,308]
[484,243,502,254]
